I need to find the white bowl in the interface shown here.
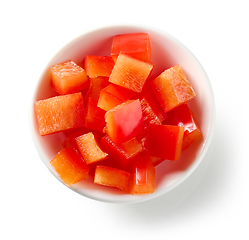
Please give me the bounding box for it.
[30,24,215,204]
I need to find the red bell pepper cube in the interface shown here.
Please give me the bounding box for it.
[94,165,130,192]
[139,136,165,167]
[35,92,85,136]
[148,124,184,160]
[105,99,143,145]
[85,76,110,101]
[140,98,161,126]
[138,98,162,139]
[50,148,89,187]
[100,135,143,170]
[151,65,196,112]
[97,84,134,111]
[51,60,89,95]
[129,156,155,194]
[139,81,167,122]
[109,53,154,93]
[85,97,106,133]
[83,56,115,78]
[111,33,151,62]
[76,132,108,165]
[163,104,202,150]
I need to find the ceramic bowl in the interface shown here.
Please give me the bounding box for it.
[30,24,215,203]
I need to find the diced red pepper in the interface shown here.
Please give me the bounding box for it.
[105,99,143,145]
[111,33,151,62]
[85,76,110,101]
[35,92,85,136]
[51,60,89,95]
[76,132,108,165]
[138,98,162,139]
[100,135,143,170]
[140,98,161,126]
[94,165,130,192]
[50,148,89,186]
[147,124,184,160]
[140,136,165,167]
[163,104,202,150]
[97,84,134,111]
[139,81,167,122]
[85,97,106,133]
[129,156,155,194]
[109,53,154,93]
[83,56,115,78]
[151,65,196,112]
[36,32,204,196]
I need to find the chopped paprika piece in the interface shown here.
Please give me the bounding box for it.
[51,60,89,95]
[109,53,154,93]
[100,135,143,170]
[83,55,115,78]
[85,76,110,101]
[50,148,89,187]
[94,165,130,192]
[151,65,196,112]
[129,156,155,194]
[138,98,162,139]
[85,97,106,133]
[35,92,85,136]
[111,33,151,62]
[163,104,202,150]
[139,81,167,122]
[147,124,184,160]
[105,99,143,145]
[76,132,108,165]
[140,136,165,167]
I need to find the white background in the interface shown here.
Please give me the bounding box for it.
[1,0,248,239]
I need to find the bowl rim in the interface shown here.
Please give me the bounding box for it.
[29,23,215,204]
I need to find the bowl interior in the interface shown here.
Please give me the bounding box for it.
[30,25,215,203]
